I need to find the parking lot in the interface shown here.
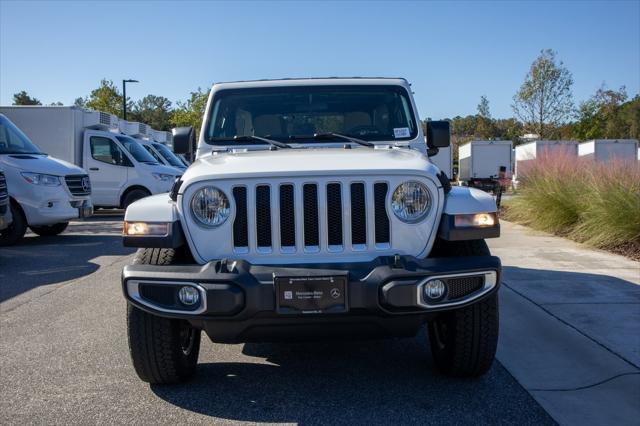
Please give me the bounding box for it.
[0,214,560,425]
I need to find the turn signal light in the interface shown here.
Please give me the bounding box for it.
[123,222,169,236]
[454,213,497,228]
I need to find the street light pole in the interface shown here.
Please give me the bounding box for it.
[122,79,139,120]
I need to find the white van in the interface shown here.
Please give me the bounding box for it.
[0,114,92,245]
[0,107,180,209]
[138,138,187,173]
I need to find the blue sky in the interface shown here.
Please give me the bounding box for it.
[1,0,638,119]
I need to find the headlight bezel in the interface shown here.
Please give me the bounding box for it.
[391,180,432,223]
[20,172,61,186]
[190,186,231,228]
[152,172,175,182]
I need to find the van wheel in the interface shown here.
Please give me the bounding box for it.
[127,248,200,384]
[0,202,27,246]
[427,239,499,377]
[30,222,69,237]
[122,189,150,210]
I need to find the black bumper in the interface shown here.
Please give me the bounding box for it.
[122,255,501,343]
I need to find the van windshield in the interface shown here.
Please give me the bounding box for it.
[0,115,44,155]
[153,143,185,168]
[205,85,417,145]
[115,136,159,164]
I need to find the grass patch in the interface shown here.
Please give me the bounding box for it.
[504,152,640,255]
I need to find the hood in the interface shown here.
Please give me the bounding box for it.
[143,163,183,177]
[181,147,440,182]
[0,154,86,176]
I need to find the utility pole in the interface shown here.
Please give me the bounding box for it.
[122,79,139,120]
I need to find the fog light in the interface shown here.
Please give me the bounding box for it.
[424,279,446,300]
[123,221,169,236]
[178,286,200,306]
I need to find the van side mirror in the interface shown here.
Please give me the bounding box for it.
[426,120,450,149]
[172,126,195,155]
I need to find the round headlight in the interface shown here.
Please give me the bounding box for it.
[391,181,432,222]
[190,186,230,227]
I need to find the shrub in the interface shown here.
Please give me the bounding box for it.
[505,152,640,249]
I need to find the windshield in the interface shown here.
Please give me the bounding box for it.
[0,115,44,154]
[153,143,185,168]
[205,85,418,145]
[115,136,158,164]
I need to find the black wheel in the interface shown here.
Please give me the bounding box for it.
[127,248,200,384]
[30,222,69,237]
[0,202,27,246]
[427,239,499,377]
[122,189,150,210]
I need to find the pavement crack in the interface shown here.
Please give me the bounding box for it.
[502,281,640,370]
[528,372,640,392]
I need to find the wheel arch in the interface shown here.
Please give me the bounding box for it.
[120,185,152,209]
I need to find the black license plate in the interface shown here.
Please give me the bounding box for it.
[275,275,348,314]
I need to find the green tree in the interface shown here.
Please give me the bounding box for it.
[171,88,209,137]
[572,85,636,140]
[74,97,86,108]
[12,91,41,105]
[85,79,131,117]
[129,95,173,130]
[512,49,574,138]
[476,95,494,138]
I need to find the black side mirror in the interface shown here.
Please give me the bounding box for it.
[172,126,195,155]
[426,120,450,149]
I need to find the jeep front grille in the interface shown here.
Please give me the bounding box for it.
[64,174,91,196]
[231,181,391,253]
[0,171,8,204]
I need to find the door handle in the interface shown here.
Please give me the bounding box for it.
[89,167,99,171]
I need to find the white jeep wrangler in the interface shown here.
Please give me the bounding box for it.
[122,78,501,384]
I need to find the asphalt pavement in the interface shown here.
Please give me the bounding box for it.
[0,215,555,425]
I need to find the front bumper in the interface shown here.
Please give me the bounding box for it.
[122,255,501,342]
[0,203,12,231]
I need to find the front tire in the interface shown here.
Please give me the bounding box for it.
[427,239,499,377]
[0,202,27,246]
[127,248,201,384]
[30,222,69,236]
[122,189,150,210]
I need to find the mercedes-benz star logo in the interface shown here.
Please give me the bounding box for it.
[81,177,91,192]
[330,288,341,299]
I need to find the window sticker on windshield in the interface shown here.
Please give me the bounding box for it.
[393,127,410,138]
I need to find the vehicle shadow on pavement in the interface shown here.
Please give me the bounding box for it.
[0,218,134,302]
[151,330,554,425]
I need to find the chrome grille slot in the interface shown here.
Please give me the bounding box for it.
[231,180,393,255]
[255,185,272,249]
[64,174,91,196]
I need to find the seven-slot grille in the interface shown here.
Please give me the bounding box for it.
[0,171,8,205]
[64,175,91,196]
[232,182,390,253]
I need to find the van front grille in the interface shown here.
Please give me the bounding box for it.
[64,175,91,196]
[0,172,8,204]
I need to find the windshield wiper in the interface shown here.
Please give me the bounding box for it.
[310,132,375,148]
[233,135,291,149]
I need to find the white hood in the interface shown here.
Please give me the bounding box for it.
[181,147,440,183]
[0,154,86,176]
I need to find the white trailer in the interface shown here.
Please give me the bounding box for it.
[0,107,180,208]
[514,140,578,180]
[578,139,638,162]
[458,140,512,189]
[430,145,452,177]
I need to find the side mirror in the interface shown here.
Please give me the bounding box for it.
[172,126,195,155]
[426,120,450,149]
